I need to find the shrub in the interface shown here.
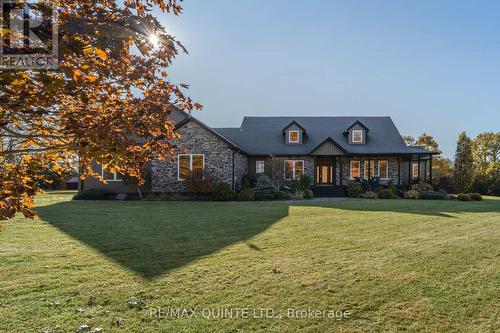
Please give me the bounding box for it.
[457,193,471,201]
[404,189,419,199]
[362,191,378,199]
[378,188,397,199]
[387,181,397,194]
[255,174,275,189]
[291,175,313,193]
[488,181,500,196]
[471,176,490,195]
[238,188,255,201]
[467,193,483,201]
[253,175,276,200]
[183,171,214,196]
[213,182,236,201]
[436,176,454,193]
[346,181,363,198]
[73,189,108,200]
[411,182,433,191]
[274,191,287,200]
[241,174,257,188]
[291,191,304,200]
[304,189,314,199]
[418,190,448,200]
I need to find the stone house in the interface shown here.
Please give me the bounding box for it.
[80,109,437,197]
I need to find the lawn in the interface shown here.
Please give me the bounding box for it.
[1,192,499,332]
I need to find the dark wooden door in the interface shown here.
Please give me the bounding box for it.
[315,157,335,185]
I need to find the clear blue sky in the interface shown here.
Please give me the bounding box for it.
[157,0,500,157]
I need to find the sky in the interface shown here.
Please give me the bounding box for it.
[155,0,500,158]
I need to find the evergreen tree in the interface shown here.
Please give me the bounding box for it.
[453,132,475,193]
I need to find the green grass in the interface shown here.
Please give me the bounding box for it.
[1,192,499,332]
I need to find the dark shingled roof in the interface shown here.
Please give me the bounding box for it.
[213,116,433,155]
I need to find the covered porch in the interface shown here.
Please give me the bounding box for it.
[312,154,436,197]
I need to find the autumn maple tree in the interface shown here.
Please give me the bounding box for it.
[0,0,201,220]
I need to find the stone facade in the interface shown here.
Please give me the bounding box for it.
[151,120,247,192]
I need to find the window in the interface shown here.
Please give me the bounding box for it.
[284,160,304,180]
[256,160,265,174]
[350,160,360,180]
[288,130,300,143]
[412,162,419,180]
[378,160,388,179]
[178,154,204,180]
[101,167,123,181]
[352,130,363,143]
[363,160,375,179]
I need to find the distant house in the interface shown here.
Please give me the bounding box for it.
[80,109,437,197]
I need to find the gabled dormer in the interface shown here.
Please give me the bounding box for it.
[343,120,369,144]
[282,120,306,145]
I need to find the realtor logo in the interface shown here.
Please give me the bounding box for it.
[0,0,58,69]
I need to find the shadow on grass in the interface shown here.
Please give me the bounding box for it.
[37,201,288,279]
[294,197,500,218]
[37,197,499,278]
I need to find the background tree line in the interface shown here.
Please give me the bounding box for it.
[403,132,499,195]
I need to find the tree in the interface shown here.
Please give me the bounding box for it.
[453,132,475,193]
[0,0,201,220]
[472,132,500,175]
[416,133,441,153]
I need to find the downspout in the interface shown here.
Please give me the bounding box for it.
[232,151,235,191]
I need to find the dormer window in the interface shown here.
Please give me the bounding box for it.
[352,130,363,143]
[288,130,300,143]
[344,120,369,145]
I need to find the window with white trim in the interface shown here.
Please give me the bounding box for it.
[256,160,265,174]
[378,160,389,179]
[363,160,374,179]
[350,160,360,180]
[349,161,361,180]
[101,166,123,181]
[178,154,204,180]
[284,160,304,180]
[412,162,419,180]
[352,130,363,143]
[288,130,300,143]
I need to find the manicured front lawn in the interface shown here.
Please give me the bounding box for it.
[1,192,499,332]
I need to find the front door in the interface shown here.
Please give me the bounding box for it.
[315,157,335,185]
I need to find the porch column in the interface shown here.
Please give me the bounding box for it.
[417,155,421,182]
[398,157,401,186]
[408,157,412,185]
[339,155,343,186]
[368,160,371,181]
[429,154,433,185]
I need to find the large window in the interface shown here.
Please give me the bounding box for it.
[178,154,204,180]
[412,162,419,180]
[288,130,300,143]
[350,160,360,180]
[378,160,389,179]
[284,160,304,180]
[352,130,363,143]
[363,160,374,179]
[101,167,122,181]
[256,160,265,174]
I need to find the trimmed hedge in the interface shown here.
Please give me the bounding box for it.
[467,193,483,201]
[378,188,398,199]
[457,193,471,201]
[418,190,448,200]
